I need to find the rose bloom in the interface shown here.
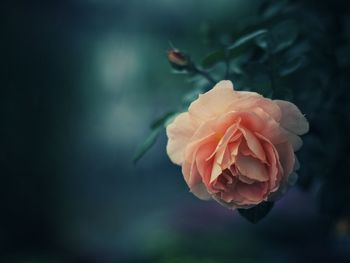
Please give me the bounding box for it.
[166,80,309,209]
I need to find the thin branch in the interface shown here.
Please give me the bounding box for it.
[192,66,217,86]
[224,50,230,79]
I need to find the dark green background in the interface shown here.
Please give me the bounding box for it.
[2,0,350,262]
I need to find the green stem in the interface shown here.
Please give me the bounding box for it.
[267,45,277,98]
[193,66,216,86]
[224,50,230,79]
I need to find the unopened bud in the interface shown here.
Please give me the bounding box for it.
[167,49,190,70]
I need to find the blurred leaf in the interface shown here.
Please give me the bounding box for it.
[286,41,310,59]
[336,45,350,67]
[151,111,177,129]
[133,128,162,164]
[201,49,225,68]
[171,69,190,74]
[279,56,306,76]
[238,201,274,223]
[272,20,299,52]
[227,31,268,62]
[227,29,267,50]
[255,34,269,50]
[199,21,216,46]
[273,86,293,100]
[259,0,288,19]
[256,20,299,53]
[182,86,205,108]
[238,62,273,97]
[201,30,267,68]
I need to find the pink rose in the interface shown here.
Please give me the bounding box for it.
[166,80,309,209]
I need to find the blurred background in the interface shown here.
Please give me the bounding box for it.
[2,0,350,262]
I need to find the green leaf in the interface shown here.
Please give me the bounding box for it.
[238,62,273,97]
[150,111,177,129]
[259,0,288,19]
[133,128,162,164]
[255,34,269,50]
[279,56,305,76]
[201,30,267,69]
[227,30,268,61]
[256,20,299,53]
[273,20,299,52]
[238,201,274,223]
[227,29,268,50]
[182,86,205,107]
[201,49,225,68]
[134,111,180,163]
[273,86,293,100]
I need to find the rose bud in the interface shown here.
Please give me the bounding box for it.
[167,49,190,70]
[166,80,309,209]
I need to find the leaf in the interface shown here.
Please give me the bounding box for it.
[238,201,274,223]
[259,0,288,19]
[134,111,180,163]
[133,128,162,164]
[272,20,299,53]
[227,30,268,61]
[227,29,268,50]
[201,49,225,68]
[238,62,273,97]
[201,29,267,68]
[273,86,293,101]
[285,41,310,59]
[150,111,177,129]
[256,20,299,53]
[255,34,269,50]
[279,56,306,76]
[182,86,205,107]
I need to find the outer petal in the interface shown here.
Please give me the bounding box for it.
[166,112,197,165]
[236,181,269,203]
[191,182,211,200]
[274,100,309,135]
[236,154,269,182]
[188,80,236,122]
[256,133,281,191]
[182,133,216,188]
[254,107,303,151]
[275,142,295,178]
[228,95,282,122]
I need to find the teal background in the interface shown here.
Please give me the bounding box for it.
[2,0,350,262]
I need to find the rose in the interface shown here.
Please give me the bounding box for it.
[166,80,309,209]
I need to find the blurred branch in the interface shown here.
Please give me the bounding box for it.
[192,66,216,85]
[224,49,230,79]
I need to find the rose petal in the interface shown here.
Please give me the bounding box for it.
[275,142,295,177]
[275,100,309,135]
[255,107,303,151]
[215,111,265,134]
[196,141,217,185]
[255,133,282,191]
[239,127,266,162]
[228,95,282,122]
[189,80,236,122]
[236,154,269,182]
[166,80,308,208]
[182,133,216,187]
[190,182,211,200]
[236,181,269,202]
[166,112,197,165]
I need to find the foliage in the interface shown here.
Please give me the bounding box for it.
[135,0,350,223]
[238,202,274,224]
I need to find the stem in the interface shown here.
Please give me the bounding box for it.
[267,44,276,98]
[224,50,230,79]
[193,66,216,86]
